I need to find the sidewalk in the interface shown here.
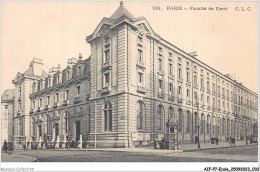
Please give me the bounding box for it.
[50,140,256,154]
[179,140,256,151]
[1,152,37,162]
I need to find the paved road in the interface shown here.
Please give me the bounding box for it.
[2,145,257,162]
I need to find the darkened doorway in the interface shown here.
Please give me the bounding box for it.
[76,121,80,142]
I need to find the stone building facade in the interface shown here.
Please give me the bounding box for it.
[86,3,258,147]
[1,89,15,145]
[11,3,258,149]
[28,54,90,148]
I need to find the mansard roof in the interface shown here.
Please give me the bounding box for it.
[86,2,159,42]
[1,89,15,102]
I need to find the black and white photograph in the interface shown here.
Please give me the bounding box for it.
[1,1,259,171]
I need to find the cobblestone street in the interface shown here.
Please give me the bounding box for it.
[1,144,257,162]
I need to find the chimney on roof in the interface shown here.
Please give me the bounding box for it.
[78,53,82,61]
[57,64,61,71]
[120,1,124,6]
[30,58,44,76]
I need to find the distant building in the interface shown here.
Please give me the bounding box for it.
[12,58,49,149]
[1,89,15,144]
[10,2,258,149]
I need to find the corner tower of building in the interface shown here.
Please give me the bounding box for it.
[12,58,47,149]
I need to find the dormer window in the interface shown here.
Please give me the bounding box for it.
[78,65,81,76]
[67,70,70,81]
[48,78,51,87]
[57,75,60,84]
[55,93,59,103]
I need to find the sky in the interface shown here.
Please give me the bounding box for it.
[1,1,258,94]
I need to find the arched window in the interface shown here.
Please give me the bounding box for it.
[137,101,145,130]
[178,109,183,132]
[157,105,164,131]
[168,107,174,120]
[104,101,112,131]
[187,111,191,133]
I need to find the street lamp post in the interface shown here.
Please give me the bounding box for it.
[197,125,201,149]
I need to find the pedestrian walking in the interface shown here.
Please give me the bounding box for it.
[3,140,8,153]
[216,138,219,145]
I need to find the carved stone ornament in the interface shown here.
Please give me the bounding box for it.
[138,24,148,35]
[102,25,110,37]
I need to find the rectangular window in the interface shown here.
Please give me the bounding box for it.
[40,98,42,107]
[178,68,182,79]
[78,65,81,76]
[65,90,69,100]
[32,101,35,109]
[186,72,190,82]
[77,86,81,95]
[104,73,110,87]
[105,50,110,63]
[47,96,50,105]
[138,72,143,84]
[159,79,162,92]
[55,93,59,103]
[187,89,189,98]
[169,52,172,58]
[159,47,163,53]
[178,86,182,95]
[5,105,8,109]
[48,79,51,87]
[158,59,162,71]
[169,63,173,76]
[67,71,70,81]
[105,37,109,44]
[138,36,143,43]
[18,87,21,97]
[138,49,143,62]
[169,83,173,95]
[57,75,60,84]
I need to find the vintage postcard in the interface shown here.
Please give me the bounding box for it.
[1,1,259,172]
